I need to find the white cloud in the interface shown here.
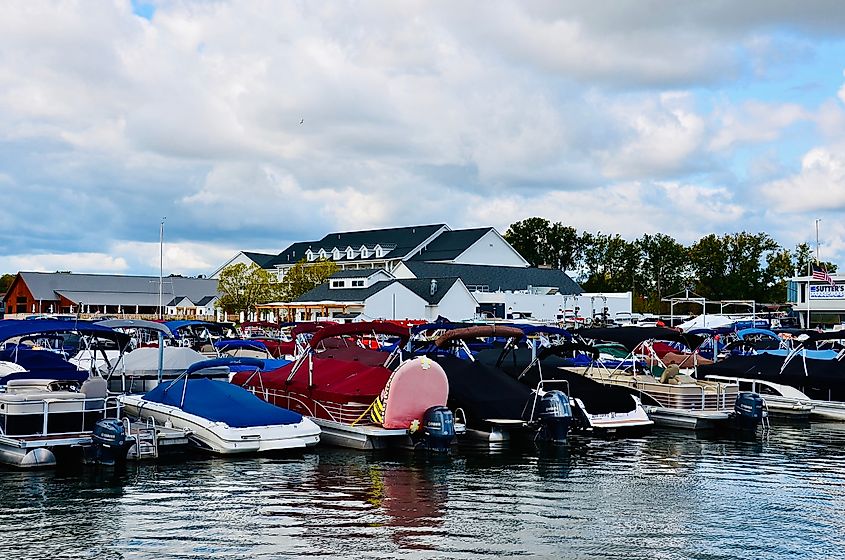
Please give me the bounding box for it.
[0,1,844,274]
[710,101,810,151]
[0,253,129,274]
[763,146,845,212]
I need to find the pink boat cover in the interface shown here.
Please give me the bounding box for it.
[380,357,448,429]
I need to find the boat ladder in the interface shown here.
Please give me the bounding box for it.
[761,401,772,433]
[125,417,159,460]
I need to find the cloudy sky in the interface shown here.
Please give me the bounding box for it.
[2,0,845,276]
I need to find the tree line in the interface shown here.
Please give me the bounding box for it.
[504,217,837,312]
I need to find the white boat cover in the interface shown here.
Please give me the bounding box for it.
[107,347,214,377]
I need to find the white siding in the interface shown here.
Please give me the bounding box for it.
[390,263,416,279]
[363,283,427,320]
[427,281,478,321]
[211,252,258,278]
[452,230,528,267]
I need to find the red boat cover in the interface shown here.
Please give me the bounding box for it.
[318,346,391,367]
[380,357,448,429]
[309,321,410,349]
[232,357,390,403]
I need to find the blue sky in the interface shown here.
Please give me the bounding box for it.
[2,1,845,276]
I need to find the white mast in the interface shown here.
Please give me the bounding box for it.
[159,217,166,320]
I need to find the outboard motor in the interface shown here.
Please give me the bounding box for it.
[537,390,573,444]
[91,418,133,465]
[733,391,766,431]
[420,406,456,453]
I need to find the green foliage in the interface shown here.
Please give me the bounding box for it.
[0,273,14,293]
[504,217,580,269]
[279,258,339,301]
[504,217,842,305]
[216,263,280,315]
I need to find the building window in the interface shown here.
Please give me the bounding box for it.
[331,280,344,288]
[351,280,365,287]
[360,247,369,259]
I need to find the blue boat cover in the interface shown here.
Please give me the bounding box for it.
[185,356,265,375]
[0,319,130,345]
[0,347,79,372]
[213,339,268,351]
[143,378,303,428]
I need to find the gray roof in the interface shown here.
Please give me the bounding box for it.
[294,276,464,305]
[409,228,492,261]
[266,224,446,266]
[328,269,388,279]
[243,251,276,267]
[13,272,219,305]
[265,241,313,267]
[402,262,582,294]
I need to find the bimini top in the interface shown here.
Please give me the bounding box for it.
[309,321,410,349]
[576,327,703,352]
[433,325,527,348]
[143,377,303,428]
[213,339,269,352]
[736,328,780,340]
[163,320,229,335]
[508,324,572,339]
[96,319,174,338]
[0,319,130,346]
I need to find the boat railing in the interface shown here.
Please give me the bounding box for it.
[526,379,571,423]
[0,395,123,439]
[628,377,735,412]
[253,388,374,426]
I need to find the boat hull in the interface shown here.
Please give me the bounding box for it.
[120,396,320,454]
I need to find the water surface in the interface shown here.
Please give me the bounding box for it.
[3,422,844,559]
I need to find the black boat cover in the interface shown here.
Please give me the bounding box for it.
[433,355,534,424]
[696,354,845,400]
[577,327,703,352]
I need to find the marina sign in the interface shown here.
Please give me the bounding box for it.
[810,284,845,299]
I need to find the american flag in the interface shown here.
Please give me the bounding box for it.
[812,264,836,286]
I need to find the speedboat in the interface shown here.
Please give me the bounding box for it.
[572,327,767,431]
[697,330,845,421]
[232,321,459,452]
[423,325,578,447]
[474,331,653,435]
[120,357,320,454]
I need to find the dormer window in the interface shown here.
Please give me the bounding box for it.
[346,247,355,259]
[360,246,369,259]
[318,248,327,259]
[374,244,383,258]
[351,279,365,288]
[330,280,345,289]
[305,249,315,262]
[332,247,341,260]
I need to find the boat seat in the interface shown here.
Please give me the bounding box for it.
[80,377,108,410]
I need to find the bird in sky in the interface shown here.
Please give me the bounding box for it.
[299,118,304,125]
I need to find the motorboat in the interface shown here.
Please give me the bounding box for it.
[120,357,320,454]
[424,325,578,447]
[0,320,189,467]
[232,321,459,452]
[572,327,767,431]
[475,333,654,435]
[697,331,845,421]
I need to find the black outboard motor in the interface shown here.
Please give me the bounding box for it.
[420,406,456,453]
[537,390,573,444]
[732,392,766,430]
[91,419,133,465]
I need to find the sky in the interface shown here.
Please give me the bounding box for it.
[2,0,845,277]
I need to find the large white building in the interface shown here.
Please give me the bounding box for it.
[220,223,632,323]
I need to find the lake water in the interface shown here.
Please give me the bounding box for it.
[3,421,845,559]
